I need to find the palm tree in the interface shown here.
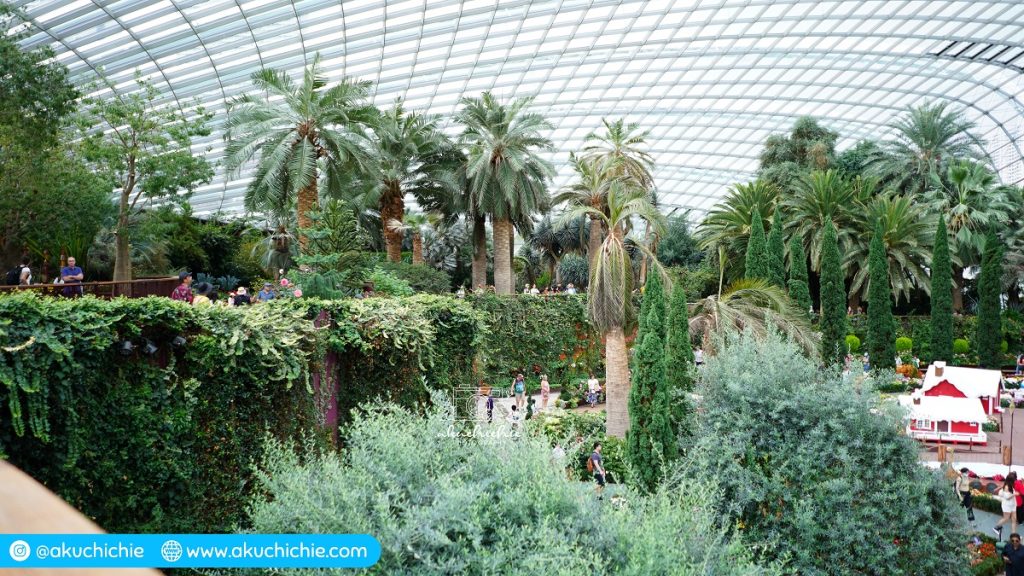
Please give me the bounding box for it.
[555,153,615,270]
[561,181,665,438]
[386,211,437,265]
[924,159,1013,310]
[843,193,933,305]
[457,92,554,294]
[580,118,655,189]
[371,101,454,262]
[782,170,857,272]
[872,102,981,196]
[696,179,779,278]
[225,54,377,248]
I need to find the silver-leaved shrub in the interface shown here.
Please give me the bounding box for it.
[689,330,968,575]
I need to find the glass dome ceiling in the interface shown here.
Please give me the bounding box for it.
[13,0,1024,218]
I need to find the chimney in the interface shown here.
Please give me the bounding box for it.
[913,395,921,405]
[934,361,945,377]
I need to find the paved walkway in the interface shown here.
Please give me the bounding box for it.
[920,408,1024,466]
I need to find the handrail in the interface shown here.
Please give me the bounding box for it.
[0,277,179,299]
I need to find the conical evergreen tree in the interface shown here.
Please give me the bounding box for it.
[977,230,1004,369]
[819,218,847,366]
[745,209,770,281]
[788,236,813,316]
[665,280,695,440]
[627,271,675,491]
[767,209,786,288]
[867,220,896,371]
[929,215,954,362]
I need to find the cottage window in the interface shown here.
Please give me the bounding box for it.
[915,419,931,429]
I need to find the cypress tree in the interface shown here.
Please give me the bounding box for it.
[977,230,1004,369]
[627,271,675,491]
[788,236,813,315]
[867,220,896,371]
[767,209,786,288]
[929,215,954,362]
[666,281,695,440]
[745,209,770,281]
[819,218,847,366]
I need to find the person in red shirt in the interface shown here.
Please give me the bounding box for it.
[1011,471,1024,525]
[170,272,193,304]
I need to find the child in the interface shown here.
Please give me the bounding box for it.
[508,405,521,430]
[486,392,495,423]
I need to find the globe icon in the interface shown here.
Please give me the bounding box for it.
[160,540,183,563]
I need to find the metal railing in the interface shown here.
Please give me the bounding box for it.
[0,277,179,299]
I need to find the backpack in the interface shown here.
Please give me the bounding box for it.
[5,266,21,286]
[586,454,594,473]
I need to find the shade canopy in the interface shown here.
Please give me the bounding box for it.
[13,0,1024,217]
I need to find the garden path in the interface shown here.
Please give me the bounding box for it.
[920,407,1024,466]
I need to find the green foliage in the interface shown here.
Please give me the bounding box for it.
[977,231,1004,368]
[867,220,896,371]
[895,337,913,352]
[766,209,786,288]
[557,252,589,289]
[786,236,812,315]
[378,261,452,294]
[845,334,861,353]
[369,267,415,297]
[666,281,695,441]
[954,338,970,355]
[0,293,321,532]
[690,331,968,575]
[245,402,777,575]
[291,202,372,298]
[744,208,770,281]
[930,214,954,361]
[657,213,704,268]
[628,272,675,491]
[468,293,601,387]
[819,218,847,365]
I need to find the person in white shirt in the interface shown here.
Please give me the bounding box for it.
[530,284,540,295]
[586,374,601,408]
[18,257,31,286]
[565,283,577,294]
[694,348,704,366]
[995,478,1018,539]
[508,405,522,431]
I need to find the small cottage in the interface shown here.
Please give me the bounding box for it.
[921,362,1002,415]
[899,393,988,444]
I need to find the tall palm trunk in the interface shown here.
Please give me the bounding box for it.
[113,189,132,282]
[493,217,513,294]
[381,182,404,262]
[588,216,603,271]
[412,231,423,265]
[605,325,630,438]
[296,174,318,252]
[508,224,516,291]
[472,214,487,288]
[953,266,964,312]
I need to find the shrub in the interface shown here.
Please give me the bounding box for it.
[245,401,778,575]
[378,261,452,294]
[368,267,414,296]
[895,337,913,352]
[689,330,968,575]
[983,419,999,433]
[557,253,589,289]
[845,334,861,353]
[954,339,970,355]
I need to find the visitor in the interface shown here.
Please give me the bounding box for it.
[587,374,601,408]
[1012,472,1024,526]
[857,306,863,315]
[694,347,704,366]
[566,283,577,295]
[590,442,606,499]
[863,353,870,372]
[555,283,563,293]
[1016,353,1024,376]
[257,282,275,302]
[530,284,540,295]
[522,285,530,294]
[61,256,84,297]
[995,477,1018,539]
[192,282,214,307]
[486,390,494,424]
[540,374,550,411]
[512,373,526,408]
[552,443,566,467]
[456,286,466,298]
[955,467,976,523]
[17,256,31,286]
[508,404,521,431]
[171,272,193,303]
[233,286,251,306]
[474,284,484,295]
[1005,533,1024,576]
[912,355,921,369]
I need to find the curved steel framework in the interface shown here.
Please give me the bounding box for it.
[14,0,1024,217]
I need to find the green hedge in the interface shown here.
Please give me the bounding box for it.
[845,313,1024,364]
[0,292,484,534]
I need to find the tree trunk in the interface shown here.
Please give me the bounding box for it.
[639,221,652,287]
[472,214,487,289]
[508,224,516,291]
[493,217,512,294]
[554,256,562,285]
[953,266,964,312]
[588,216,603,272]
[412,231,423,265]
[113,189,132,282]
[848,291,861,312]
[296,174,319,253]
[605,325,631,438]
[381,182,404,263]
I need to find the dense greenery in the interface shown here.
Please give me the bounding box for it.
[818,218,847,365]
[766,209,786,288]
[244,402,778,576]
[787,236,812,315]
[627,272,674,491]
[930,214,954,361]
[977,231,1003,368]
[867,220,896,370]
[665,281,695,440]
[690,331,968,575]
[744,208,769,281]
